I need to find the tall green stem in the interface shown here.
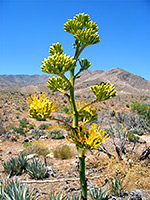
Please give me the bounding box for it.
[70,68,78,127]
[69,45,88,199]
[78,152,87,200]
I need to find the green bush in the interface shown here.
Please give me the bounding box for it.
[38,123,52,130]
[53,144,73,160]
[31,129,44,140]
[48,129,65,139]
[131,102,148,116]
[19,118,29,128]
[127,132,140,142]
[27,159,49,179]
[28,123,35,130]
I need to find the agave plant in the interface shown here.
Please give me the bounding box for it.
[3,157,22,176]
[27,13,117,200]
[0,179,34,200]
[49,192,68,200]
[89,187,108,200]
[3,153,28,176]
[17,152,28,171]
[27,159,49,179]
[110,177,126,197]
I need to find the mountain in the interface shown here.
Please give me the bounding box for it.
[0,75,50,87]
[75,68,150,95]
[0,68,150,95]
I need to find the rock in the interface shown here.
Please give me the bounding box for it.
[40,135,48,140]
[137,138,146,144]
[27,154,37,160]
[23,138,29,143]
[46,153,54,158]
[129,191,142,200]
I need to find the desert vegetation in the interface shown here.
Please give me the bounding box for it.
[0,13,150,200]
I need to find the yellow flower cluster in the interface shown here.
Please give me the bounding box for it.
[68,123,109,151]
[76,102,99,123]
[64,13,100,45]
[91,82,117,101]
[27,93,57,120]
[47,76,70,92]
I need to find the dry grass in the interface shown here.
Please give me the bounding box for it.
[23,140,50,156]
[52,144,74,160]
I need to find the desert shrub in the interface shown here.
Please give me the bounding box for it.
[19,118,29,128]
[131,101,148,116]
[48,129,65,139]
[27,159,49,179]
[31,129,44,140]
[15,127,28,135]
[115,111,129,124]
[38,123,52,130]
[126,115,148,135]
[53,144,73,160]
[0,179,34,200]
[89,187,108,200]
[23,140,50,156]
[127,132,140,142]
[28,123,35,130]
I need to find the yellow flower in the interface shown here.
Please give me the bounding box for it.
[27,93,57,120]
[67,123,109,151]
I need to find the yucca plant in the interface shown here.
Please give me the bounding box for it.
[27,159,49,179]
[89,187,108,200]
[0,179,34,200]
[27,13,117,199]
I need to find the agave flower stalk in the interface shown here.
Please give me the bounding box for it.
[27,13,117,200]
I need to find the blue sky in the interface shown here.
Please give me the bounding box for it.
[0,0,150,81]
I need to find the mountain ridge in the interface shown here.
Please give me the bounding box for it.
[0,68,150,95]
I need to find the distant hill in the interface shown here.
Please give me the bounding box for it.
[0,68,150,95]
[0,74,50,87]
